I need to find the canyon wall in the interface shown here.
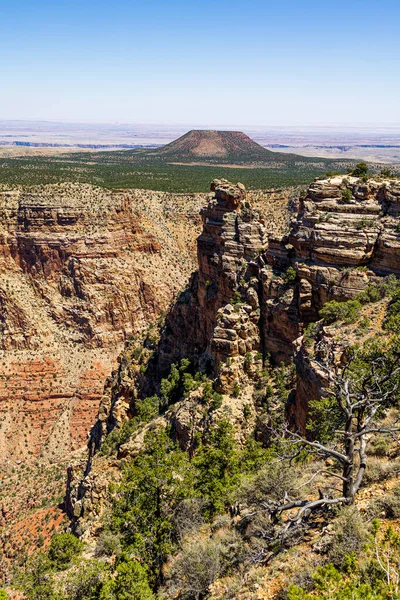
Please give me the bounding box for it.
[66,174,400,538]
[0,183,207,576]
[0,183,206,469]
[0,181,293,575]
[75,174,400,475]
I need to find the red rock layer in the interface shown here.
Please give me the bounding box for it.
[0,183,205,467]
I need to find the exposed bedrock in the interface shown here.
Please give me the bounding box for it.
[0,184,204,468]
[68,175,400,530]
[92,175,400,447]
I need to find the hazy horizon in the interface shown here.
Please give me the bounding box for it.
[3,118,400,128]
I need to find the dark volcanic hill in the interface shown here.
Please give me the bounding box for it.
[146,129,305,165]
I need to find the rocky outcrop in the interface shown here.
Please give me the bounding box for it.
[164,175,400,376]
[260,176,400,360]
[87,175,400,449]
[0,183,208,571]
[155,180,267,377]
[0,183,205,465]
[66,174,400,544]
[288,177,400,272]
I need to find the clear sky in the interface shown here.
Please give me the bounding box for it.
[1,0,399,126]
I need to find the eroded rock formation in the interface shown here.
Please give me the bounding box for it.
[85,175,400,456]
[64,174,400,565]
[0,183,206,465]
[0,181,295,572]
[0,183,208,575]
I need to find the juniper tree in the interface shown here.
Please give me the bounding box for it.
[272,335,400,527]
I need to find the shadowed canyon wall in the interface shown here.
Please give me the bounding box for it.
[86,176,400,457]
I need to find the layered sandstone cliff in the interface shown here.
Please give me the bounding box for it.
[61,175,400,597]
[0,183,206,576]
[70,175,400,509]
[0,184,205,467]
[0,181,293,575]
[92,175,400,439]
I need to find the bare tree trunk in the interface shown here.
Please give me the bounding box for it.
[342,418,355,502]
[353,434,368,497]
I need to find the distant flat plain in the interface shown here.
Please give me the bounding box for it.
[1,120,400,163]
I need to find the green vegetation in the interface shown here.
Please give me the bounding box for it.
[16,549,155,600]
[231,291,242,305]
[354,217,377,229]
[339,187,353,203]
[100,561,155,600]
[47,533,84,570]
[109,428,193,588]
[288,518,400,599]
[318,276,400,326]
[283,266,297,285]
[350,161,369,177]
[0,148,353,193]
[319,298,362,324]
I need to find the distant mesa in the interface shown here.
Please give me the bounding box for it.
[145,129,301,165]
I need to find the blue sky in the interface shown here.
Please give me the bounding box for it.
[1,0,399,125]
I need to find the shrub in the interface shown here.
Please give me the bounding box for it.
[95,532,122,558]
[352,162,369,177]
[64,559,109,600]
[244,352,253,368]
[99,418,139,456]
[354,218,376,230]
[231,291,242,305]
[239,461,296,507]
[136,395,159,422]
[369,435,390,457]
[385,313,400,333]
[339,188,353,203]
[241,510,276,562]
[358,316,371,331]
[357,283,383,304]
[369,484,400,519]
[243,404,251,420]
[170,538,222,599]
[319,299,361,324]
[303,322,321,347]
[100,560,155,600]
[384,296,400,332]
[169,531,244,598]
[283,266,297,285]
[327,507,370,568]
[283,560,318,596]
[172,498,204,540]
[362,457,400,486]
[210,392,223,411]
[48,533,84,570]
[287,562,377,599]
